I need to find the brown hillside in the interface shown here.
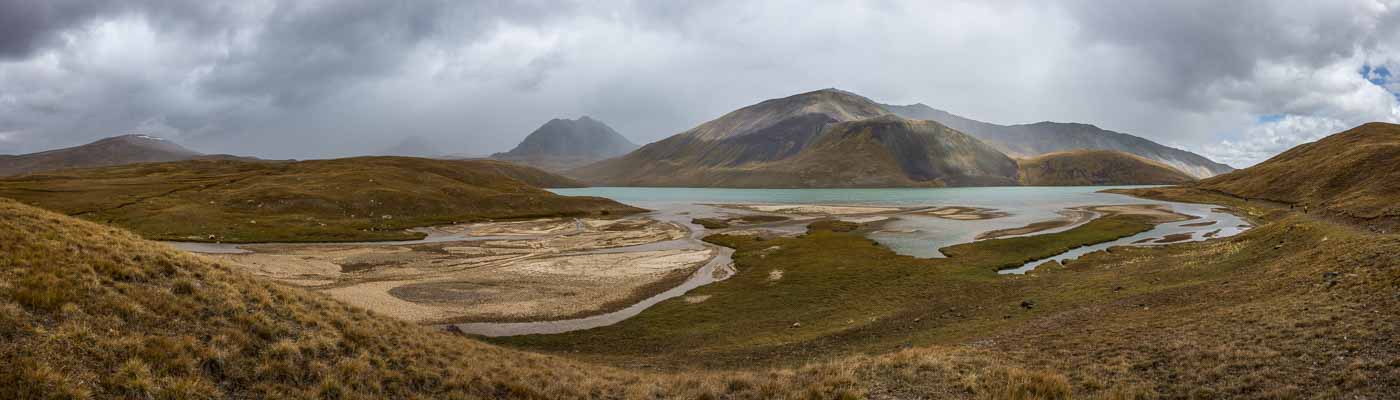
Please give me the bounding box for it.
[0,134,203,176]
[0,157,637,243]
[1017,149,1196,186]
[1198,122,1400,230]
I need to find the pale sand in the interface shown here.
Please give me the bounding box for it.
[841,215,891,224]
[717,204,902,216]
[977,209,1095,240]
[213,217,712,323]
[323,280,458,322]
[921,206,1009,221]
[1082,204,1196,223]
[976,204,1193,241]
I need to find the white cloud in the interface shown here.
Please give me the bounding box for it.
[0,0,1398,164]
[1203,115,1353,167]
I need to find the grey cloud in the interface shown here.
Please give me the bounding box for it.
[0,0,1396,166]
[0,0,113,59]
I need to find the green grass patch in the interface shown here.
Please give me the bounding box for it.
[494,214,1158,364]
[0,157,641,242]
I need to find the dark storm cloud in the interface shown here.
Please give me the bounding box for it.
[0,0,111,59]
[0,0,1396,166]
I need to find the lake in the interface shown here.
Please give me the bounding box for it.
[551,186,1250,270]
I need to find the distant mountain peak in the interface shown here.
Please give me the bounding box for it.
[686,88,890,141]
[490,116,638,172]
[0,133,203,176]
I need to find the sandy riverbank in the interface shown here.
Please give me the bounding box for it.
[205,217,714,324]
[712,203,904,216]
[920,206,1010,220]
[977,209,1096,240]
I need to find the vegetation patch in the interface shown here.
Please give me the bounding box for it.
[0,157,641,242]
[495,189,1399,398]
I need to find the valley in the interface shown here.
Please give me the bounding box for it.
[1,92,1395,399]
[4,3,1397,398]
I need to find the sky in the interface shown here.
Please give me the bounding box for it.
[0,1,1397,167]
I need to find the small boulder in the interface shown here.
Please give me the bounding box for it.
[1020,300,1036,310]
[790,322,802,328]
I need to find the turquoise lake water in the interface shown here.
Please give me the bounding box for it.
[551,186,1249,265]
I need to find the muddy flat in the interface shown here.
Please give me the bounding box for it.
[1079,204,1196,223]
[715,203,903,216]
[977,209,1095,240]
[207,217,712,323]
[920,206,1009,220]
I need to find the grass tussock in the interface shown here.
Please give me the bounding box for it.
[0,197,1106,399]
[2,185,1396,398]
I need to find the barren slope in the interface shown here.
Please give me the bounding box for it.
[1017,149,1196,186]
[1198,122,1400,230]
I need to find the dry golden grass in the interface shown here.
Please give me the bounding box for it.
[1016,149,1196,186]
[0,197,1094,399]
[1199,122,1400,230]
[3,185,1396,399]
[0,157,640,242]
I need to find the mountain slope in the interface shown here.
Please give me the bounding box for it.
[0,157,637,242]
[491,116,638,172]
[0,134,204,176]
[571,90,1018,187]
[881,103,1234,178]
[1198,122,1400,229]
[1017,150,1197,186]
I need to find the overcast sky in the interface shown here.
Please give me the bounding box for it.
[1,0,1397,166]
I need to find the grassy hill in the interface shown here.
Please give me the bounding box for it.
[1017,149,1196,186]
[0,157,639,242]
[1198,122,1400,230]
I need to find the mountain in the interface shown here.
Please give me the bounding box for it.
[571,89,1019,187]
[1197,122,1400,229]
[0,157,638,242]
[0,134,203,176]
[1017,150,1197,186]
[491,116,638,171]
[379,136,442,158]
[880,103,1234,178]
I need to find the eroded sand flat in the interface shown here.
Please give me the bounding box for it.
[716,203,902,215]
[1082,204,1195,223]
[209,216,713,323]
[976,209,1095,240]
[921,206,1009,220]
